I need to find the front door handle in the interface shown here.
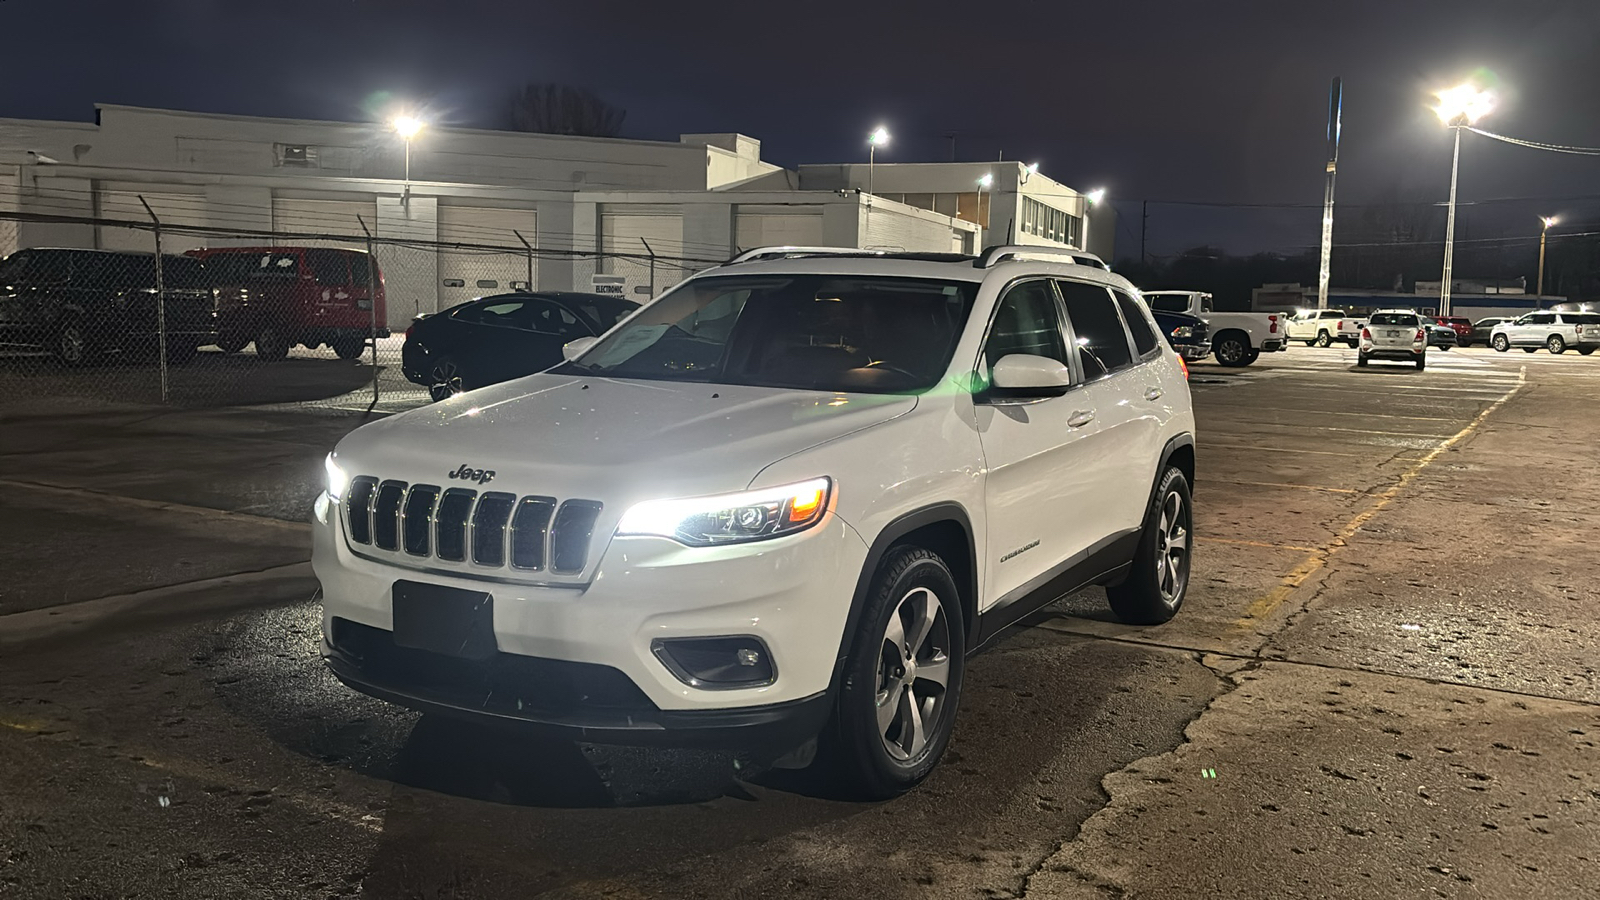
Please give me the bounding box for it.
[1144,387,1164,401]
[1067,410,1096,428]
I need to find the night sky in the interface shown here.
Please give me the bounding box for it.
[5,0,1599,259]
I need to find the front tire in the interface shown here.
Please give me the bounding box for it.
[1580,347,1595,356]
[54,317,91,367]
[1548,335,1566,354]
[1493,334,1510,352]
[255,324,290,362]
[822,546,965,799]
[1523,347,1538,353]
[1106,467,1192,625]
[428,357,467,402]
[1345,339,1359,348]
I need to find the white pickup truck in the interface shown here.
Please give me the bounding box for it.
[1142,291,1288,367]
[1287,309,1366,348]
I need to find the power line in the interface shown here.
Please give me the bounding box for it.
[1468,127,1600,156]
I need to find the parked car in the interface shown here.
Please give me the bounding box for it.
[1142,290,1286,366]
[187,247,388,362]
[1435,316,1474,346]
[1426,323,1457,350]
[316,244,1196,798]
[1287,308,1365,348]
[0,247,215,366]
[1470,317,1512,345]
[1151,309,1211,361]
[1358,310,1428,370]
[1490,311,1600,355]
[402,291,639,401]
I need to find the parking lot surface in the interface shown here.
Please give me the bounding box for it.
[2,345,1597,898]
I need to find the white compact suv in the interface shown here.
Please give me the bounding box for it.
[312,245,1197,797]
[1358,309,1428,369]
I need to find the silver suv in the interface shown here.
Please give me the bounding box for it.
[1490,311,1600,355]
[1358,309,1427,370]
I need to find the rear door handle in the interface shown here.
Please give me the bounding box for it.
[1144,387,1164,401]
[1067,410,1096,428]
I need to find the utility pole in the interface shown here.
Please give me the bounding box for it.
[1317,76,1342,311]
[1140,200,1148,266]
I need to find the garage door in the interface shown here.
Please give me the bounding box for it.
[600,205,685,298]
[0,173,16,258]
[271,198,375,248]
[735,206,825,251]
[437,205,538,310]
[98,189,207,252]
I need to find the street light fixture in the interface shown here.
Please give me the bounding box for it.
[867,126,890,198]
[1430,81,1495,316]
[1538,216,1557,297]
[1082,188,1107,252]
[976,172,993,232]
[391,114,425,205]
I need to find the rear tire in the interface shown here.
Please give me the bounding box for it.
[1580,348,1595,356]
[1357,353,1369,367]
[255,324,290,362]
[820,546,965,799]
[332,336,366,360]
[1107,466,1191,625]
[1314,331,1332,348]
[1523,347,1538,354]
[1493,334,1510,352]
[1548,335,1566,354]
[1213,334,1252,367]
[1415,354,1426,371]
[216,333,249,354]
[54,316,91,367]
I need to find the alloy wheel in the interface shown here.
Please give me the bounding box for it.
[875,586,953,762]
[429,360,465,401]
[1155,489,1190,603]
[58,324,85,365]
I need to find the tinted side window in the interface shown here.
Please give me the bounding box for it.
[526,301,591,339]
[1059,280,1133,379]
[1147,295,1188,313]
[305,250,350,286]
[454,300,526,325]
[983,280,1068,367]
[1113,290,1159,357]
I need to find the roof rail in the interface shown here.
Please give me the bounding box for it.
[725,246,893,264]
[974,245,1109,270]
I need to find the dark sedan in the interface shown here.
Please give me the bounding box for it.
[402,291,637,401]
[1426,323,1458,350]
[1151,309,1211,361]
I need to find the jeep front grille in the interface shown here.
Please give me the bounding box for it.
[343,476,601,575]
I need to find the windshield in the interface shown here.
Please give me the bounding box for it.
[561,274,977,393]
[1369,313,1420,326]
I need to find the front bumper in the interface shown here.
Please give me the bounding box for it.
[311,491,867,744]
[1174,341,1212,361]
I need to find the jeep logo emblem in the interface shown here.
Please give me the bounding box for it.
[447,464,496,485]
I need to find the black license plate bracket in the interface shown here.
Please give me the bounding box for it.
[391,580,496,660]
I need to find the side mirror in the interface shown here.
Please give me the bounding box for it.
[562,336,597,362]
[990,354,1073,394]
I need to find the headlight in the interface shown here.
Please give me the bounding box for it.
[617,477,832,546]
[325,453,349,501]
[1170,325,1195,339]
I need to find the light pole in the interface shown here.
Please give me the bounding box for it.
[1081,188,1105,252]
[867,126,890,198]
[976,172,993,236]
[392,115,424,206]
[1537,216,1556,297]
[1430,83,1494,317]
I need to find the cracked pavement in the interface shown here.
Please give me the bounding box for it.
[2,347,1598,898]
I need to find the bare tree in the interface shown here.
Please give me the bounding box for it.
[507,83,626,138]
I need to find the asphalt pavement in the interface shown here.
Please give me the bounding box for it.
[2,345,1597,899]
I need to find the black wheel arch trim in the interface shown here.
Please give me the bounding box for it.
[832,503,978,690]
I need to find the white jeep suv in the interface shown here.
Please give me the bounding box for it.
[312,245,1197,797]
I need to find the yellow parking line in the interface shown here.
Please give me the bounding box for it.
[1234,367,1525,628]
[1197,537,1320,552]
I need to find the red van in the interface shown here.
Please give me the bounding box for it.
[187,247,388,361]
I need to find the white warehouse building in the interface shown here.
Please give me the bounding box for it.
[0,105,1109,330]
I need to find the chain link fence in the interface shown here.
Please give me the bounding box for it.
[0,209,719,418]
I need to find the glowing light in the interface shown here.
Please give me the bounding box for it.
[1541,216,1558,229]
[977,173,994,189]
[786,483,826,523]
[1085,188,1107,205]
[1431,83,1495,126]
[868,126,890,147]
[324,453,349,501]
[392,115,425,139]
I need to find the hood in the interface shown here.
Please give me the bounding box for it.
[334,373,916,506]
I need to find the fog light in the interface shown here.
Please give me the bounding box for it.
[653,636,775,689]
